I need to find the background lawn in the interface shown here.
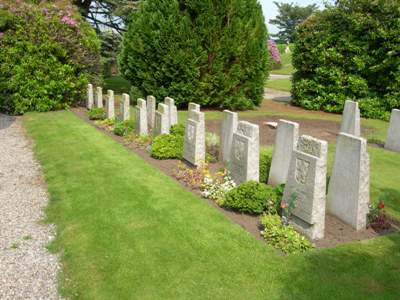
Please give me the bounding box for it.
[266,78,292,91]
[24,111,400,300]
[270,52,294,75]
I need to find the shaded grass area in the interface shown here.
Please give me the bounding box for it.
[266,79,292,92]
[104,75,131,94]
[24,111,400,299]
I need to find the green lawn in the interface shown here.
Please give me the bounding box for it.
[270,52,294,75]
[24,111,400,300]
[266,79,292,92]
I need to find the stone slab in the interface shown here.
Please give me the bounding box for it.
[135,98,148,136]
[268,119,299,186]
[385,109,400,152]
[120,93,130,121]
[220,110,238,163]
[106,90,115,119]
[147,95,156,129]
[87,84,94,109]
[183,110,205,166]
[164,97,178,128]
[153,103,169,136]
[340,100,360,136]
[95,87,103,108]
[327,132,369,230]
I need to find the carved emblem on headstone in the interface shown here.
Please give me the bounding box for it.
[295,158,310,184]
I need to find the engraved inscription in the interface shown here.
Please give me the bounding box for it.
[295,158,310,184]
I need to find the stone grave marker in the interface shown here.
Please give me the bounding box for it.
[385,109,400,152]
[183,109,205,166]
[147,95,156,129]
[95,87,103,108]
[120,93,130,121]
[268,119,299,186]
[220,110,238,163]
[327,132,369,230]
[135,98,148,136]
[153,103,169,136]
[229,121,259,184]
[164,97,178,128]
[283,135,328,240]
[340,100,360,136]
[87,84,94,109]
[106,90,115,119]
[188,102,200,112]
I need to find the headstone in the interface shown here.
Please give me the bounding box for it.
[188,102,200,112]
[147,95,156,129]
[385,109,400,152]
[164,97,178,127]
[229,121,259,184]
[220,110,238,163]
[135,98,148,136]
[340,100,360,136]
[183,109,205,166]
[327,133,369,230]
[106,90,115,119]
[95,87,103,108]
[153,103,169,136]
[87,84,94,109]
[283,135,328,240]
[268,120,299,186]
[120,93,130,121]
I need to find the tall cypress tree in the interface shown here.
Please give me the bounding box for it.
[118,0,268,110]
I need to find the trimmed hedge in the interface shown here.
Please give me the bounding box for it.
[0,1,101,114]
[119,0,269,110]
[292,0,400,120]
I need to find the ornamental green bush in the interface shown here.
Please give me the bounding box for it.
[260,214,314,254]
[88,108,106,120]
[259,150,272,183]
[113,120,135,136]
[0,1,101,114]
[219,181,279,215]
[150,124,185,159]
[292,0,400,120]
[119,0,269,110]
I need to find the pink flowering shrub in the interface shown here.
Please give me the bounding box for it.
[268,40,282,69]
[0,0,101,114]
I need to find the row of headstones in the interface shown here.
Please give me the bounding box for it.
[219,100,374,240]
[87,84,130,121]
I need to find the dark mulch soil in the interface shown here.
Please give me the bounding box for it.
[73,107,397,249]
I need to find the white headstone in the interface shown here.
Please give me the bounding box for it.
[385,109,400,152]
[220,110,238,163]
[95,87,103,108]
[135,98,148,136]
[183,109,205,166]
[283,135,328,240]
[164,97,178,128]
[268,119,299,186]
[188,102,200,112]
[87,84,94,109]
[229,121,259,184]
[153,103,169,136]
[120,93,130,121]
[106,90,115,119]
[327,132,369,230]
[340,100,360,136]
[147,95,156,129]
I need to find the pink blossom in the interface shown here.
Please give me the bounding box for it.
[60,15,77,27]
[0,32,4,40]
[268,40,281,64]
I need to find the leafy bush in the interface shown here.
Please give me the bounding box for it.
[292,0,400,120]
[0,1,101,114]
[88,108,106,120]
[259,150,272,183]
[119,0,269,110]
[170,124,185,136]
[151,134,184,159]
[260,214,314,254]
[219,181,279,215]
[113,120,134,136]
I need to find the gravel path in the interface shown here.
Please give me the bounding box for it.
[0,114,61,299]
[264,88,292,103]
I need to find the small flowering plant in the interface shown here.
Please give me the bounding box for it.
[367,200,390,230]
[201,169,236,201]
[268,39,281,68]
[174,161,210,189]
[280,192,297,225]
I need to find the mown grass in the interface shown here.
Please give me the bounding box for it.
[266,79,292,92]
[24,111,400,300]
[270,52,294,75]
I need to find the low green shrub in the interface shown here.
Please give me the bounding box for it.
[113,120,134,136]
[88,108,106,120]
[260,214,314,254]
[218,181,279,215]
[151,134,184,159]
[170,124,185,136]
[259,150,272,183]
